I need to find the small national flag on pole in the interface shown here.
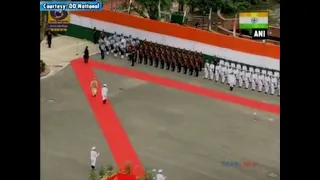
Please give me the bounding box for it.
[239,12,268,29]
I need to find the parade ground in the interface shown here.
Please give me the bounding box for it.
[40,55,280,180]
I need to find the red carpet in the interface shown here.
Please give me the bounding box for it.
[71,60,144,176]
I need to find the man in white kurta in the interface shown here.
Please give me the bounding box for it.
[90,146,99,170]
[101,84,108,104]
[156,169,166,180]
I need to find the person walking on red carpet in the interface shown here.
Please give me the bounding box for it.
[101,84,108,104]
[90,77,98,97]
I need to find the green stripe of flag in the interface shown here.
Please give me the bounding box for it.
[239,24,269,29]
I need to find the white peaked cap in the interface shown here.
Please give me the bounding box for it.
[158,169,163,173]
[92,146,96,150]
[103,84,107,87]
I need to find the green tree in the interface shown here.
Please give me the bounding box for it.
[135,0,173,20]
[188,0,252,14]
[177,0,189,12]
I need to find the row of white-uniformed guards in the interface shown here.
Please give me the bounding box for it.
[219,60,280,78]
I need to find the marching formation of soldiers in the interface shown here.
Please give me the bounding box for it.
[203,60,280,96]
[96,31,280,96]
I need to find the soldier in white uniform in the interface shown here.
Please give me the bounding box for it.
[109,37,115,53]
[215,63,220,82]
[219,60,224,67]
[257,71,265,92]
[90,147,100,170]
[242,65,247,72]
[236,64,241,70]
[233,66,239,85]
[115,34,120,42]
[119,41,126,59]
[220,64,227,83]
[209,61,215,80]
[270,74,278,95]
[255,67,260,74]
[231,63,235,69]
[228,71,236,91]
[98,38,106,59]
[249,66,254,74]
[224,61,230,69]
[104,37,111,55]
[251,71,258,91]
[238,69,244,88]
[156,169,166,180]
[244,70,251,89]
[203,60,209,79]
[264,75,271,94]
[227,66,233,84]
[277,78,280,96]
[113,41,120,57]
[101,84,108,104]
[249,67,254,84]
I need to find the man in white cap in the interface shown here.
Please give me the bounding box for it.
[90,146,99,170]
[156,169,166,180]
[101,84,108,104]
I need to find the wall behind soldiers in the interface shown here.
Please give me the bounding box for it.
[68,11,280,71]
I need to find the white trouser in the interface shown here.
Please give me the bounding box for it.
[258,81,263,92]
[209,69,214,80]
[251,80,256,90]
[244,79,250,89]
[215,71,220,81]
[264,83,270,94]
[270,83,275,95]
[221,73,226,83]
[204,68,209,79]
[238,77,243,87]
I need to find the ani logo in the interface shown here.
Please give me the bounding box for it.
[251,17,258,24]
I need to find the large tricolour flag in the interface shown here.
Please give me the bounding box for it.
[239,12,268,29]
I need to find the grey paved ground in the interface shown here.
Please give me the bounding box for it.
[41,55,280,180]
